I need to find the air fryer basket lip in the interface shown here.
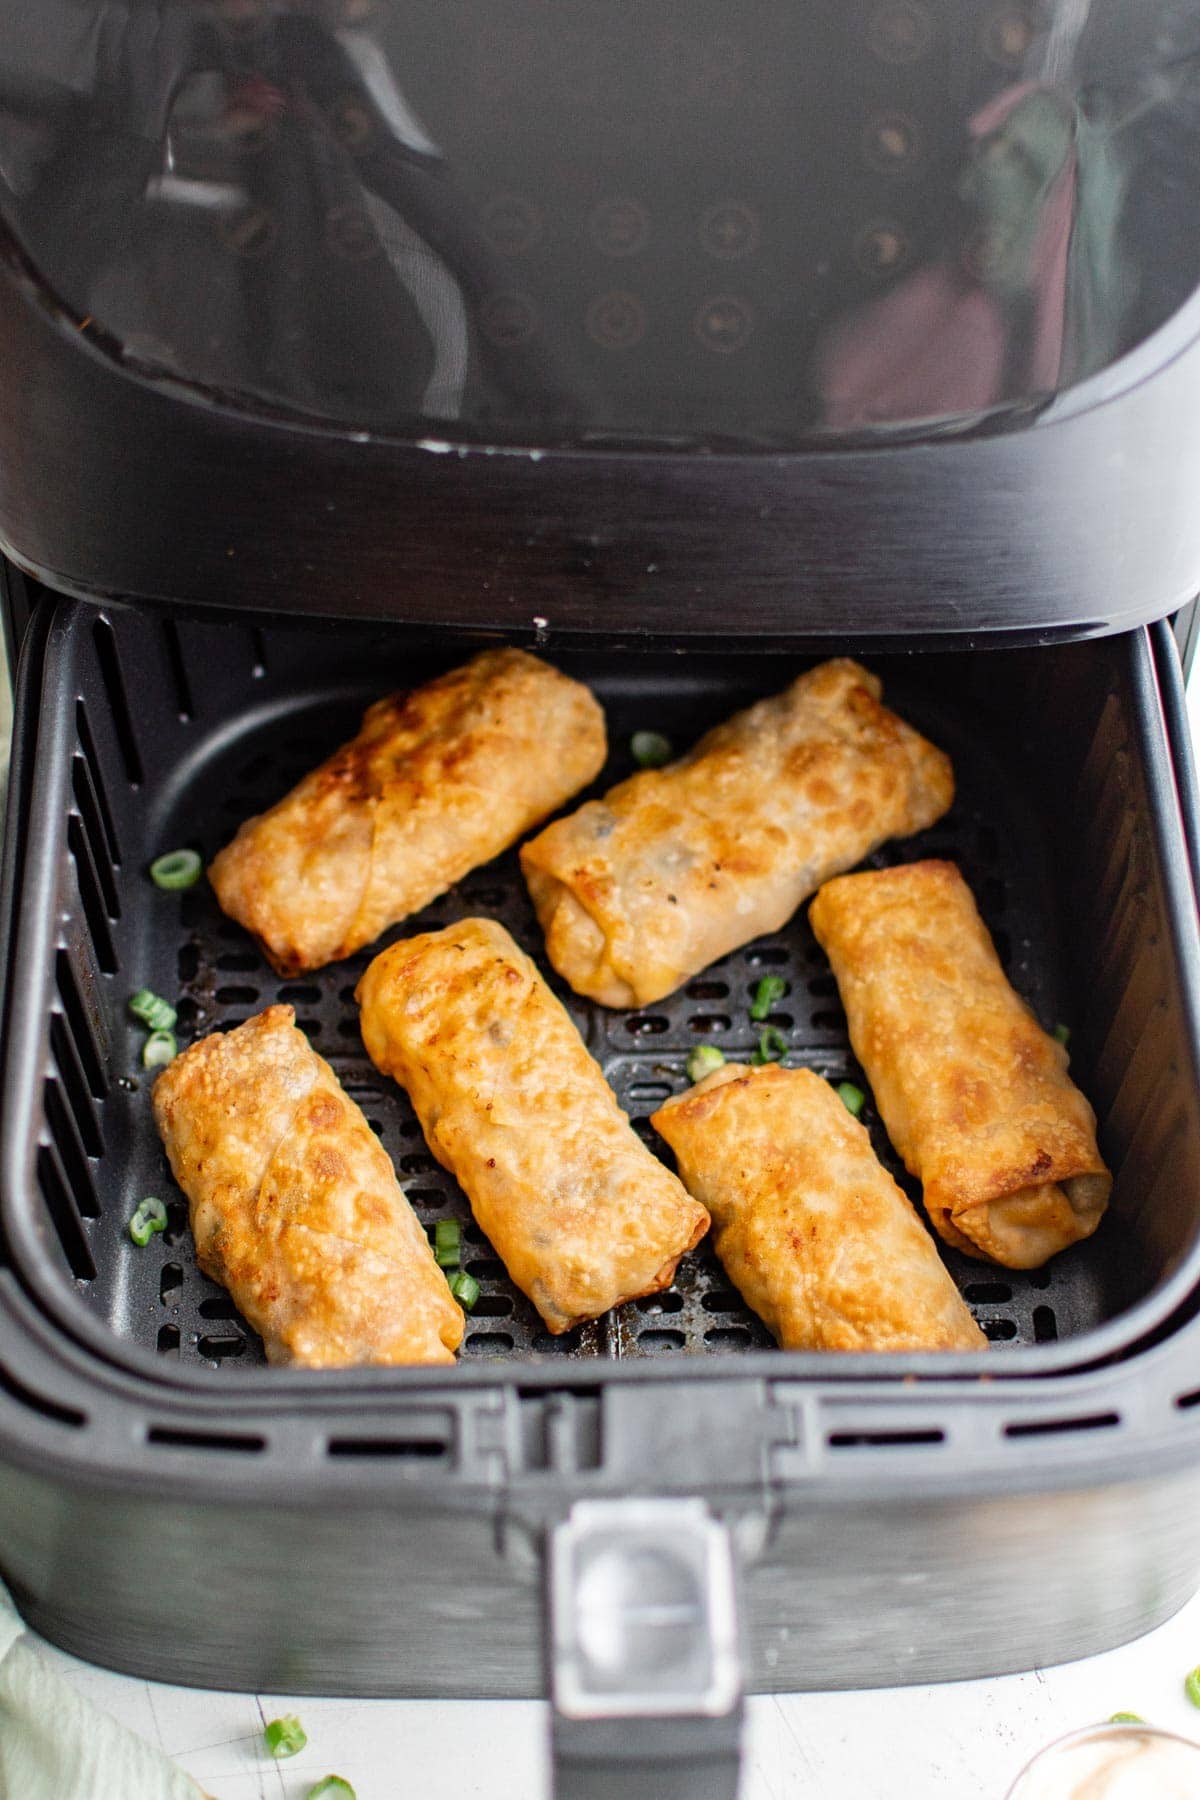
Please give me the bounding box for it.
[4,596,1200,1400]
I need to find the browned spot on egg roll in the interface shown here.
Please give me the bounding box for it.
[809,860,1111,1269]
[152,1005,463,1367]
[209,648,607,976]
[653,1063,986,1351]
[519,657,953,1008]
[355,918,709,1333]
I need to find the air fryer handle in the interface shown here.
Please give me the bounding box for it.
[548,1499,745,1800]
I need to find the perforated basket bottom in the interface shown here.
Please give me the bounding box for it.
[114,666,1103,1370]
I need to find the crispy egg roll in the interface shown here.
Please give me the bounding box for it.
[152,1005,464,1367]
[520,657,954,1008]
[809,860,1111,1269]
[653,1063,986,1351]
[210,649,607,976]
[355,918,709,1332]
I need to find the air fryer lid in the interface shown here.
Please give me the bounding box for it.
[1,0,1198,444]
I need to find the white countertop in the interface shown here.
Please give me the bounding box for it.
[14,660,1200,1800]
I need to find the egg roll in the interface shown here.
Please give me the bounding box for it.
[152,1005,464,1367]
[355,918,709,1333]
[209,648,607,976]
[809,860,1111,1269]
[653,1063,986,1351]
[519,657,954,1008]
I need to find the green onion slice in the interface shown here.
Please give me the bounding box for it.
[142,1029,178,1070]
[749,975,788,1022]
[686,1044,727,1084]
[129,1198,168,1247]
[448,1270,481,1311]
[1053,1022,1071,1047]
[752,1025,789,1066]
[434,1219,462,1270]
[630,730,672,769]
[129,988,178,1033]
[149,849,202,891]
[305,1781,356,1800]
[1186,1666,1200,1709]
[1108,1712,1145,1725]
[836,1081,866,1118]
[264,1715,307,1759]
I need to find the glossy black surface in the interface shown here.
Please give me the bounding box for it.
[1,1,1198,444]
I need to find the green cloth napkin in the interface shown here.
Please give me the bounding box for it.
[0,1586,204,1800]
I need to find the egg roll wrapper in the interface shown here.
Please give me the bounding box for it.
[653,1064,985,1351]
[152,1005,464,1367]
[356,918,709,1332]
[210,648,607,976]
[520,657,953,1008]
[809,860,1111,1269]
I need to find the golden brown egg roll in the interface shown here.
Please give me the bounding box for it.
[355,918,710,1333]
[653,1063,985,1351]
[209,648,607,976]
[519,657,954,1008]
[809,860,1111,1269]
[152,1005,464,1367]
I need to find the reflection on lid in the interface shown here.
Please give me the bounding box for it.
[0,0,1195,446]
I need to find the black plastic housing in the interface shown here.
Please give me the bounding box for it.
[2,595,1200,1693]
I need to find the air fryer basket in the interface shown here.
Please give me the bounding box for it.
[3,592,1200,1736]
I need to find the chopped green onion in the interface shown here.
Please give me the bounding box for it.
[1053,1022,1071,1047]
[752,1025,789,1066]
[630,730,672,769]
[264,1715,307,1759]
[686,1044,727,1084]
[142,1029,178,1070]
[128,988,177,1033]
[149,848,202,891]
[1186,1667,1200,1709]
[305,1781,356,1800]
[836,1081,866,1118]
[129,1197,168,1247]
[434,1219,462,1270]
[1109,1712,1145,1725]
[448,1270,481,1311]
[749,975,788,1022]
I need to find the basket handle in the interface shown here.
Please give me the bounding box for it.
[548,1498,745,1800]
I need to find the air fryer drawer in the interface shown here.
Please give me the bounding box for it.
[2,596,1200,1703]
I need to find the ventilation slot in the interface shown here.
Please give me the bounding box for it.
[49,1015,102,1156]
[67,816,117,974]
[92,616,143,783]
[35,1144,97,1281]
[199,1334,247,1360]
[74,702,122,863]
[147,1425,264,1453]
[327,1436,449,1461]
[162,620,195,720]
[43,1080,100,1218]
[55,951,106,1096]
[0,1359,85,1428]
[1004,1413,1120,1440]
[72,756,119,919]
[828,1429,945,1449]
[249,627,268,678]
[1176,1389,1200,1411]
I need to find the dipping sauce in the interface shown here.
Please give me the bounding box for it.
[1007,1724,1200,1799]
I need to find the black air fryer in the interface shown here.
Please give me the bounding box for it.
[2,5,1200,1797]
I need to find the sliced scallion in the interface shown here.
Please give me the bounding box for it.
[836,1081,866,1118]
[1186,1666,1200,1709]
[630,730,672,769]
[751,1025,789,1066]
[263,1715,307,1759]
[1108,1712,1145,1725]
[129,988,177,1033]
[434,1218,462,1270]
[129,1197,168,1247]
[686,1044,727,1084]
[448,1270,481,1311]
[142,1029,178,1070]
[749,975,788,1022]
[149,848,202,891]
[1053,1022,1071,1047]
[305,1781,356,1800]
